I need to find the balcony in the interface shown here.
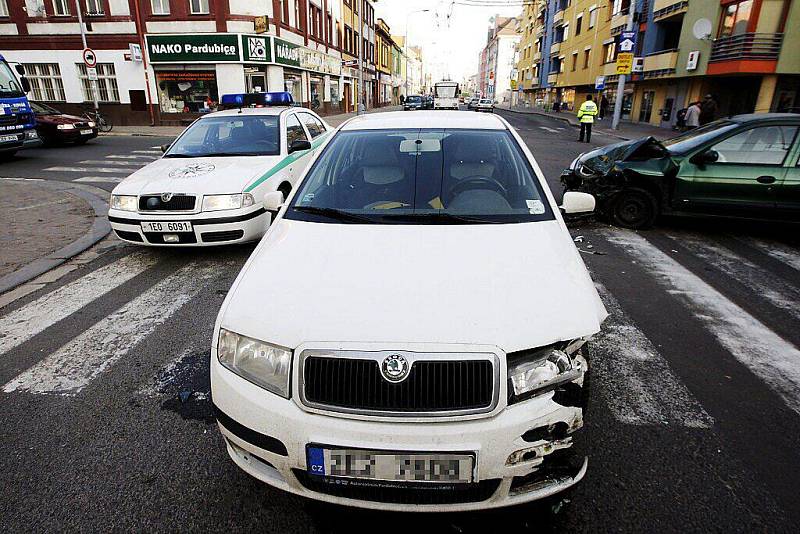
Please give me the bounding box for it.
[547,72,559,85]
[652,0,688,21]
[533,50,542,61]
[643,49,678,77]
[602,62,618,77]
[610,10,629,33]
[553,10,564,24]
[708,33,783,74]
[550,41,562,54]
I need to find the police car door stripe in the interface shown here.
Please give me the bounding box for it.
[606,229,800,416]
[3,262,220,396]
[592,283,713,428]
[0,253,157,357]
[244,131,330,193]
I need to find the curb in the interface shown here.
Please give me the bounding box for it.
[0,179,111,295]
[496,107,633,141]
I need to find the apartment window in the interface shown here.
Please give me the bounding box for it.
[719,0,754,37]
[279,0,288,24]
[151,0,169,15]
[589,7,597,28]
[0,0,8,16]
[603,42,616,63]
[52,0,69,15]
[345,26,353,53]
[354,31,359,56]
[189,0,208,15]
[562,23,569,41]
[575,14,582,35]
[295,0,301,29]
[612,0,631,16]
[76,63,119,102]
[571,52,578,71]
[583,48,590,68]
[23,63,66,101]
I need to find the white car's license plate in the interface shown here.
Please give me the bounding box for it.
[307,446,474,483]
[0,134,19,143]
[140,221,193,233]
[80,129,93,135]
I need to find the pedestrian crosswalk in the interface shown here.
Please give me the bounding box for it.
[43,148,160,184]
[0,226,798,435]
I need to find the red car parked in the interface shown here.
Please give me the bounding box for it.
[30,101,98,145]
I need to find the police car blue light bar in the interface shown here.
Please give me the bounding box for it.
[220,91,294,109]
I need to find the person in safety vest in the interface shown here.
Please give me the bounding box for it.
[577,94,598,143]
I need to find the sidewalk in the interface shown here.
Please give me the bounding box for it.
[0,179,110,295]
[497,104,673,141]
[108,105,404,137]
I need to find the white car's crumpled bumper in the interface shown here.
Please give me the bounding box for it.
[108,207,270,247]
[210,347,589,512]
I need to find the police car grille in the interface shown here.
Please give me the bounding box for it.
[303,356,494,414]
[138,195,196,211]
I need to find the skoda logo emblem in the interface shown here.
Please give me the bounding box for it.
[381,354,410,383]
[160,192,174,203]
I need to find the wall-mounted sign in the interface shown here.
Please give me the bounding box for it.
[146,34,241,63]
[594,76,605,90]
[632,57,643,73]
[300,48,342,75]
[254,15,269,34]
[274,38,300,67]
[686,50,700,71]
[242,35,271,62]
[618,31,637,53]
[128,43,143,62]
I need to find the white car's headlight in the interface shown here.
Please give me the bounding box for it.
[217,329,291,397]
[110,194,137,212]
[57,123,76,130]
[202,193,254,212]
[507,344,583,404]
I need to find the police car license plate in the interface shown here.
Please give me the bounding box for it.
[140,221,192,233]
[0,134,19,143]
[306,446,474,483]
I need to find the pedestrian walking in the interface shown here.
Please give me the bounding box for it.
[400,94,405,105]
[684,101,701,130]
[599,95,609,120]
[553,101,560,113]
[699,94,718,125]
[577,94,598,143]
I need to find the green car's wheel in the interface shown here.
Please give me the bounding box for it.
[610,188,659,229]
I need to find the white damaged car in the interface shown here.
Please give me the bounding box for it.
[108,95,330,246]
[211,111,607,511]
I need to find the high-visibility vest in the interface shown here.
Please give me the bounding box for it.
[577,101,598,123]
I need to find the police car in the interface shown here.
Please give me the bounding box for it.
[108,92,330,246]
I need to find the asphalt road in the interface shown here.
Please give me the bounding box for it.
[1,111,799,533]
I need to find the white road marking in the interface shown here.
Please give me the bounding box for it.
[592,283,713,428]
[79,160,146,166]
[74,176,124,183]
[3,262,220,396]
[132,150,162,155]
[606,229,800,415]
[668,231,800,322]
[14,199,70,210]
[106,154,158,160]
[44,167,129,174]
[0,253,157,356]
[539,126,560,133]
[738,237,800,273]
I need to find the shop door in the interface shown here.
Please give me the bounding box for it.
[639,91,655,123]
[343,84,352,113]
[247,73,266,93]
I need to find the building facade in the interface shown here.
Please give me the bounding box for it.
[477,16,520,104]
[374,17,392,107]
[0,0,387,125]
[514,0,800,126]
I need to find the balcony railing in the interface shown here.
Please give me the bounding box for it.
[553,10,564,24]
[550,41,562,54]
[643,48,678,73]
[547,72,559,85]
[709,33,783,62]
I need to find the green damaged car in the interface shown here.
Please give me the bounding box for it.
[561,114,800,229]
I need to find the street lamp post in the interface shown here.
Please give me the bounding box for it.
[404,9,430,98]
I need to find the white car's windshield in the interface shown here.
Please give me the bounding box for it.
[165,115,280,158]
[286,128,554,224]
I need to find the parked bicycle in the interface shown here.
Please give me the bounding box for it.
[81,104,113,133]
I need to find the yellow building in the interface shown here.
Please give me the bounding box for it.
[515,1,544,105]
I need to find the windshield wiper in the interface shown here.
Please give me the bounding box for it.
[162,153,197,158]
[383,212,505,224]
[164,152,270,158]
[292,206,378,223]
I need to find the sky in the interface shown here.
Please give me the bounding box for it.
[374,0,522,83]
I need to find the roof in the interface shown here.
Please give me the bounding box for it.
[340,111,506,131]
[729,113,800,122]
[201,107,292,118]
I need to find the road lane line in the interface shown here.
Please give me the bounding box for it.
[0,253,157,356]
[79,160,146,166]
[606,229,800,415]
[539,126,560,133]
[667,232,800,323]
[44,167,129,174]
[738,237,800,273]
[106,155,158,160]
[592,283,713,428]
[74,177,124,183]
[3,262,221,396]
[132,150,162,154]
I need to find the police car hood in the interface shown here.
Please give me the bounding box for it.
[113,155,283,195]
[220,219,607,354]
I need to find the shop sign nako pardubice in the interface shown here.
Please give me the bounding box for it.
[145,34,340,76]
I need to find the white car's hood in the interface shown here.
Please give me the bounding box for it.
[222,219,607,353]
[113,156,282,195]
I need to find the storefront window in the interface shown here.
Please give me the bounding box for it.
[284,70,303,105]
[156,71,218,114]
[310,76,323,111]
[330,80,340,112]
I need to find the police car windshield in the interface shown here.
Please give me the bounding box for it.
[286,128,555,224]
[165,116,280,157]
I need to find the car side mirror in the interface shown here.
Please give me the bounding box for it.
[160,143,170,153]
[289,139,311,154]
[20,76,30,94]
[560,191,596,214]
[14,64,24,75]
[691,149,718,165]
[263,191,285,212]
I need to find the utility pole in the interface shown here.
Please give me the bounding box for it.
[357,0,364,114]
[75,2,99,112]
[611,8,635,130]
